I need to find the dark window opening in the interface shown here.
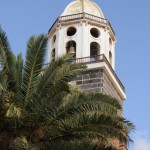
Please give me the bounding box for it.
[90,28,100,38]
[90,42,100,56]
[90,42,100,61]
[51,48,55,60]
[67,27,77,36]
[52,35,56,44]
[109,51,112,66]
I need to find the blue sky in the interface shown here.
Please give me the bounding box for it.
[0,0,150,149]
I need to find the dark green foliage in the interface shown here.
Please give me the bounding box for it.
[0,26,134,150]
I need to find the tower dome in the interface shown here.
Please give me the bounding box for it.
[61,0,104,18]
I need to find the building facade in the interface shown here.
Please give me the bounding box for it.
[48,0,126,149]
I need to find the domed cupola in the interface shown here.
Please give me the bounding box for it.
[61,0,104,18]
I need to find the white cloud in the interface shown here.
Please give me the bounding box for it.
[133,131,150,150]
[134,138,150,150]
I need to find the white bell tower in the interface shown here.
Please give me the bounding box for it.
[48,0,116,69]
[48,1,127,148]
[48,0,126,102]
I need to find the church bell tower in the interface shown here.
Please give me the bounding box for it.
[48,1,126,148]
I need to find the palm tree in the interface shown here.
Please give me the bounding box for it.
[0,27,134,150]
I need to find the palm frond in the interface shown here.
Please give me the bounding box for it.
[36,54,85,98]
[0,27,17,92]
[22,34,47,103]
[27,54,85,111]
[14,53,23,103]
[43,113,134,149]
[45,93,122,125]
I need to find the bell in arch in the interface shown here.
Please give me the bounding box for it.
[66,41,76,55]
[68,44,76,54]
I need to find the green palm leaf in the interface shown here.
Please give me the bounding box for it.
[22,35,47,103]
[0,26,16,92]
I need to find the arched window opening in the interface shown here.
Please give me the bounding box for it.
[52,35,56,44]
[90,42,100,56]
[66,40,76,58]
[90,28,100,38]
[109,51,113,66]
[67,27,77,36]
[51,48,55,60]
[90,42,100,61]
[109,38,112,50]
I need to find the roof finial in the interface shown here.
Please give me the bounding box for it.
[82,0,84,12]
[77,0,90,13]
